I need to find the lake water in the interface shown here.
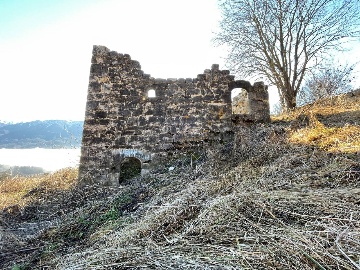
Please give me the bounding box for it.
[0,148,81,172]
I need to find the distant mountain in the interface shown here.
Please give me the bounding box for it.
[0,164,46,176]
[0,120,83,148]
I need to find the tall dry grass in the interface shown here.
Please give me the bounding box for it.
[289,114,360,153]
[274,91,360,153]
[0,168,78,210]
[2,91,359,269]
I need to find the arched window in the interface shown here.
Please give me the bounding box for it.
[119,157,142,183]
[231,88,249,114]
[147,89,156,98]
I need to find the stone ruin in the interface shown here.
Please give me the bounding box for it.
[79,45,270,185]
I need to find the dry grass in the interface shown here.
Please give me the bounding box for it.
[48,122,359,269]
[273,89,360,122]
[1,91,359,269]
[272,91,360,153]
[0,168,78,211]
[289,114,360,153]
[51,149,360,269]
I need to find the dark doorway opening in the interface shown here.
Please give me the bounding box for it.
[119,157,141,183]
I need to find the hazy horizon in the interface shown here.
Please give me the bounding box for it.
[0,148,81,172]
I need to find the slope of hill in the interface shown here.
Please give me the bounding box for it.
[1,91,359,269]
[0,120,83,148]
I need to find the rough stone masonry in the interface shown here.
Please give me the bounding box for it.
[79,45,270,185]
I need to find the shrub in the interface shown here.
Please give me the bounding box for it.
[298,61,356,105]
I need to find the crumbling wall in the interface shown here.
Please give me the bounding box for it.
[79,45,270,185]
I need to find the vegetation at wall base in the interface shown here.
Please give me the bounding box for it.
[1,91,359,269]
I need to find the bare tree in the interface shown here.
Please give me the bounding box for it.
[215,0,360,111]
[298,61,356,105]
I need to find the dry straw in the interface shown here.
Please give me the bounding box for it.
[1,91,359,269]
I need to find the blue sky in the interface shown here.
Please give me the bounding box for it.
[0,0,229,122]
[0,0,93,39]
[1,0,359,122]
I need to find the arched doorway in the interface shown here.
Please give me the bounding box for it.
[119,157,142,183]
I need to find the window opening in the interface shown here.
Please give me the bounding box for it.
[231,88,248,114]
[148,89,156,98]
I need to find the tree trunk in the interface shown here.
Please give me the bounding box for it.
[280,88,297,112]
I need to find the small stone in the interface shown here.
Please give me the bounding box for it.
[211,64,219,71]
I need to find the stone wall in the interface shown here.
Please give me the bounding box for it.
[79,45,270,185]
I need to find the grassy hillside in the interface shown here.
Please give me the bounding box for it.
[1,91,359,269]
